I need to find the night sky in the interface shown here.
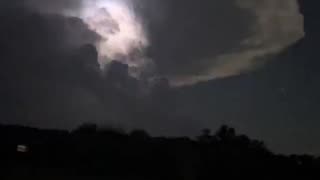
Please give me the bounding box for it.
[0,0,319,154]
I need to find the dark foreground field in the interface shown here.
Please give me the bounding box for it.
[0,124,319,179]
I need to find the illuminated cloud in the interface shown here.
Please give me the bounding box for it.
[80,0,149,68]
[134,0,304,86]
[25,0,304,85]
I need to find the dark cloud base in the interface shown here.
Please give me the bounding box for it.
[134,0,254,77]
[0,0,172,131]
[170,0,320,154]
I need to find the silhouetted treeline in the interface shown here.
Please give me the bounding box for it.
[0,124,319,179]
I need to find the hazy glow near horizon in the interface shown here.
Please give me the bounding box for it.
[80,0,148,67]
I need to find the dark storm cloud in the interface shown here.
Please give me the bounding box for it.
[25,0,82,14]
[0,0,165,129]
[135,0,254,77]
[162,0,320,154]
[9,0,303,86]
[0,0,318,155]
[133,0,303,85]
[0,1,105,128]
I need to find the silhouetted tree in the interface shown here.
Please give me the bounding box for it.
[215,125,236,141]
[130,129,150,140]
[197,128,212,143]
[73,123,97,135]
[1,123,320,178]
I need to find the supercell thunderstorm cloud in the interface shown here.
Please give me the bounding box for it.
[29,0,303,85]
[3,0,320,155]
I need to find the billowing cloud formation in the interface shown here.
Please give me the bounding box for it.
[80,0,149,68]
[25,0,150,71]
[1,0,305,98]
[24,0,304,86]
[2,0,320,155]
[0,0,162,129]
[134,0,304,86]
[0,0,107,128]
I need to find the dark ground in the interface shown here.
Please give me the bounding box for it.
[0,124,319,179]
